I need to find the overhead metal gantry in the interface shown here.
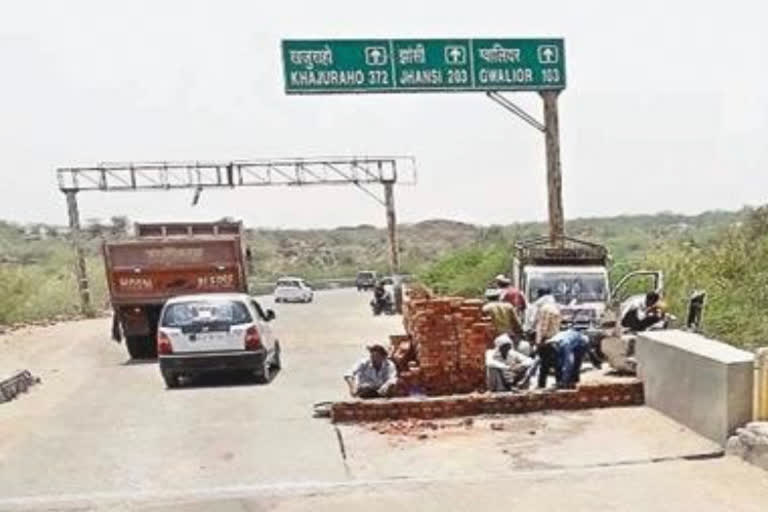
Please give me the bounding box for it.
[57,156,416,315]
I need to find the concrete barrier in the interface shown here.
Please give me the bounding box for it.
[637,330,753,445]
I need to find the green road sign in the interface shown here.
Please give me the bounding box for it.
[282,38,565,94]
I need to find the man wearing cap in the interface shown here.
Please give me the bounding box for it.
[486,335,534,392]
[344,344,398,399]
[495,274,527,315]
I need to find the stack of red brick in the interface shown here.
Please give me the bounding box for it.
[331,381,644,423]
[388,290,496,396]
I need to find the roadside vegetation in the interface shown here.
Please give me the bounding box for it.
[0,207,759,349]
[418,207,767,349]
[0,221,109,325]
[644,207,768,348]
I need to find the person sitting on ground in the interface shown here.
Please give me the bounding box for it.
[482,290,527,353]
[620,291,664,332]
[344,344,398,399]
[485,335,533,392]
[550,328,589,389]
[494,274,527,315]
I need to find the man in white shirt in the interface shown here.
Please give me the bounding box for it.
[344,344,398,398]
[486,335,533,392]
[621,291,663,332]
[524,288,557,332]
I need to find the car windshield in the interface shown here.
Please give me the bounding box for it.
[161,300,252,327]
[358,272,374,279]
[528,273,607,304]
[277,280,300,288]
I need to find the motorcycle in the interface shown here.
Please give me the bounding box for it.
[370,290,395,316]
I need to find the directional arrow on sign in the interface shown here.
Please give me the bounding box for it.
[537,45,558,64]
[365,46,387,66]
[445,45,466,65]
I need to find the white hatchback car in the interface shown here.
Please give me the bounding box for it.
[274,277,314,303]
[157,293,280,388]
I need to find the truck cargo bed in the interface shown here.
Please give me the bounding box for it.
[104,236,247,305]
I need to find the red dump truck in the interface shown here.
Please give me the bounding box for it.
[104,221,250,359]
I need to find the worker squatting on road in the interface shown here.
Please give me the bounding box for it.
[485,335,534,392]
[482,286,591,392]
[621,291,665,332]
[482,286,535,392]
[344,344,398,399]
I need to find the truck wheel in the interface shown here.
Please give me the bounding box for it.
[126,335,157,359]
[127,336,148,359]
[145,336,158,358]
[162,370,180,388]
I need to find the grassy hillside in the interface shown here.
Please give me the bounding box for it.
[0,222,107,324]
[418,207,766,349]
[0,208,749,327]
[418,209,746,296]
[643,208,768,348]
[245,219,482,281]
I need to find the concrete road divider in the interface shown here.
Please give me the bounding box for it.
[637,330,753,445]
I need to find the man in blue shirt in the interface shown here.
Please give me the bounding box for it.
[549,329,589,389]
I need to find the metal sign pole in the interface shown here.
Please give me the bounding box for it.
[65,191,93,316]
[541,90,565,247]
[383,180,399,274]
[487,90,565,246]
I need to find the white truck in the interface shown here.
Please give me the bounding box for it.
[511,236,663,332]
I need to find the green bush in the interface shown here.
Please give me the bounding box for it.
[417,244,512,297]
[0,249,107,324]
[646,220,768,349]
[416,207,768,350]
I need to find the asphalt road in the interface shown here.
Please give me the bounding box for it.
[1,288,768,511]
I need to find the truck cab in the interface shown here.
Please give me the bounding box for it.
[521,264,610,329]
[513,236,662,331]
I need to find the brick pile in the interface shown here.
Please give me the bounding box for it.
[390,291,496,396]
[331,381,644,423]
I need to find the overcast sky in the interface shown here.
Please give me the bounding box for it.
[1,0,766,229]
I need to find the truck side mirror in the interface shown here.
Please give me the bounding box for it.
[265,309,276,322]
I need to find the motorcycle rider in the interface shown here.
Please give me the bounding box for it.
[371,280,393,315]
